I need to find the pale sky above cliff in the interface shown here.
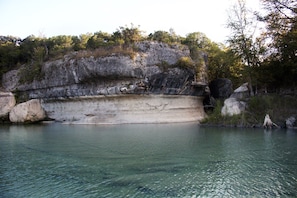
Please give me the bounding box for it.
[0,0,261,43]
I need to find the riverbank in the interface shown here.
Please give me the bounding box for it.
[0,41,210,124]
[201,94,297,128]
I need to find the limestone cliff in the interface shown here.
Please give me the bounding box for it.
[2,41,208,124]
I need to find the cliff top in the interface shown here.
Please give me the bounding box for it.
[2,41,208,101]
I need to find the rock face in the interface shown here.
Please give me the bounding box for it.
[42,95,205,124]
[209,78,233,99]
[0,91,16,120]
[2,42,207,99]
[9,99,46,123]
[2,42,208,124]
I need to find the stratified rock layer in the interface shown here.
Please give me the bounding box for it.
[2,41,208,124]
[42,95,205,124]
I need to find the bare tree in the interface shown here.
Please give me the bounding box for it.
[227,0,261,95]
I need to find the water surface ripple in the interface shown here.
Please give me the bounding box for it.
[1,124,297,197]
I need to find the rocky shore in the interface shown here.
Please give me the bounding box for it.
[203,78,297,129]
[1,41,208,124]
[4,40,293,128]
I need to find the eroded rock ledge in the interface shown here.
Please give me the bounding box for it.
[2,41,208,124]
[42,95,205,124]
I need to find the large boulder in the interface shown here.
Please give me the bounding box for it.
[0,91,16,120]
[9,99,46,123]
[209,78,233,99]
[230,82,250,99]
[221,83,250,116]
[221,98,246,116]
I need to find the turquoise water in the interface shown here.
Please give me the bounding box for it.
[1,123,297,197]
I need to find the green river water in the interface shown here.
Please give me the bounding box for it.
[1,123,297,197]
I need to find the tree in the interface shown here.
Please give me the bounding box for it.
[182,32,213,62]
[46,35,73,57]
[0,36,21,76]
[182,32,244,85]
[148,31,174,43]
[148,29,180,44]
[111,30,125,46]
[227,0,263,94]
[183,32,212,50]
[72,33,92,51]
[207,44,244,86]
[117,24,143,44]
[260,0,296,42]
[86,32,112,49]
[258,0,297,86]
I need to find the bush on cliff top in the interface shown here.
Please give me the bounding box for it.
[74,45,136,60]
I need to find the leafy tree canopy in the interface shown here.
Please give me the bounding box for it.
[2,4,296,92]
[1,26,232,83]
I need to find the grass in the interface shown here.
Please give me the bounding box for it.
[246,94,297,125]
[201,100,250,127]
[202,94,297,127]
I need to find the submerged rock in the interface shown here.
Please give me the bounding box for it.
[9,99,46,123]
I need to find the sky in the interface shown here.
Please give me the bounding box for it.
[0,0,262,43]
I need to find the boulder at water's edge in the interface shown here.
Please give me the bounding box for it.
[9,99,46,123]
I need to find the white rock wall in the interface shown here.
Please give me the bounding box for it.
[42,95,205,124]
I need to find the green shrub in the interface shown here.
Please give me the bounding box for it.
[202,95,297,127]
[175,56,195,69]
[202,99,258,127]
[247,95,297,124]
[19,62,43,84]
[201,100,224,124]
[75,45,136,59]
